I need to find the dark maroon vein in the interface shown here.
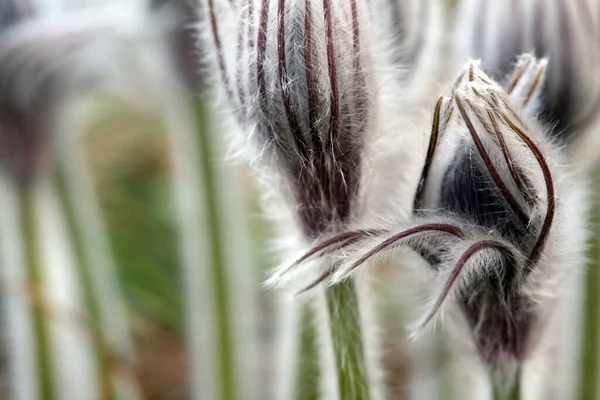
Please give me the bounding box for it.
[297,224,464,294]
[414,97,444,211]
[487,109,530,197]
[441,103,454,132]
[278,0,310,160]
[296,224,466,294]
[343,224,466,275]
[501,114,555,269]
[304,0,322,151]
[208,0,235,102]
[281,229,384,277]
[523,63,546,106]
[323,0,340,144]
[295,264,338,295]
[418,240,511,329]
[455,96,530,227]
[506,57,533,95]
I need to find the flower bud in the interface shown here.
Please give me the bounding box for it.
[204,0,391,238]
[291,60,587,380]
[414,62,586,371]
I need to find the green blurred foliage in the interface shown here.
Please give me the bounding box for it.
[85,102,183,333]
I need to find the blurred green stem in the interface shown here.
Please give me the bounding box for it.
[54,168,112,400]
[492,375,520,400]
[326,280,370,400]
[296,303,319,400]
[192,98,236,400]
[19,182,55,400]
[579,182,600,400]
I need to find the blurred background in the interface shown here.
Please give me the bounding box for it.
[0,1,276,399]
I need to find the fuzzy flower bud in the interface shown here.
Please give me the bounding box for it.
[203,0,394,239]
[289,59,587,386]
[454,0,600,142]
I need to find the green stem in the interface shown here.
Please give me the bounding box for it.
[492,374,520,400]
[19,183,55,400]
[296,303,319,400]
[54,168,113,400]
[326,280,370,400]
[193,98,237,400]
[579,183,600,400]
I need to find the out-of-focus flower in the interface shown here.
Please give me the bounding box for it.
[373,0,444,89]
[290,59,587,391]
[0,4,154,183]
[151,0,205,90]
[454,0,600,143]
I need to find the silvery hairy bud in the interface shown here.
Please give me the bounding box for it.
[203,0,407,240]
[455,0,600,143]
[288,59,587,390]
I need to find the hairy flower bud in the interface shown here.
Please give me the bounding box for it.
[454,0,600,142]
[203,0,403,240]
[289,60,587,384]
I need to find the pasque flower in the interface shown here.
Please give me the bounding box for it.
[202,0,445,240]
[212,0,375,238]
[288,59,587,393]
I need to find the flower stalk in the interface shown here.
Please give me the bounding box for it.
[53,134,138,400]
[18,182,55,400]
[326,280,371,399]
[158,59,245,398]
[193,97,237,400]
[579,176,600,400]
[295,302,319,400]
[492,375,521,400]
